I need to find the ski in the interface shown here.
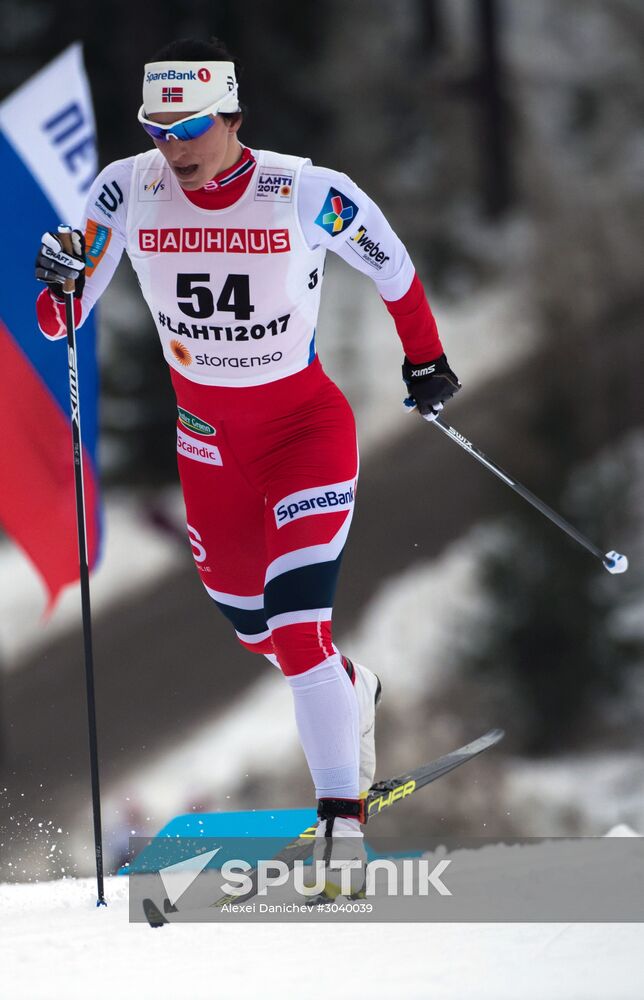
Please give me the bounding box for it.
[142,897,168,928]
[144,727,503,924]
[217,726,503,909]
[365,726,504,820]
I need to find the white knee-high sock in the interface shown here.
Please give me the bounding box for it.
[285,654,360,800]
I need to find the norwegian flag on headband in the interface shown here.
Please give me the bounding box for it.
[162,87,183,103]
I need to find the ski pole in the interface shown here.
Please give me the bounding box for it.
[58,225,107,906]
[409,402,628,575]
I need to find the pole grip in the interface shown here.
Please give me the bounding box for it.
[57,226,76,294]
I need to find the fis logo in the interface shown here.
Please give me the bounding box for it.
[349,226,391,269]
[274,481,356,527]
[314,187,358,237]
[139,169,171,202]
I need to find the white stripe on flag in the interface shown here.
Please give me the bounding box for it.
[0,43,97,224]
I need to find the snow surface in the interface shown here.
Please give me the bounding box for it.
[2,869,642,1000]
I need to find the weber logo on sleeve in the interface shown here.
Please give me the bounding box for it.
[348,225,390,269]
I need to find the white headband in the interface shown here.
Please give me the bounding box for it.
[142,60,240,115]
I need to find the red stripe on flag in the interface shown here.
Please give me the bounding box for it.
[0,319,100,610]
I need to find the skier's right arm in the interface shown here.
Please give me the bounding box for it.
[35,158,133,340]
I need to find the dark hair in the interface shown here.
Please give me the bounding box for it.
[150,37,245,123]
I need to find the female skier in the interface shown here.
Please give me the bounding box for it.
[35,37,460,897]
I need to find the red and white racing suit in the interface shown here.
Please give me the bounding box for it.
[37,145,443,801]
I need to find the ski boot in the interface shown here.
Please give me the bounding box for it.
[345,658,382,794]
[304,796,368,905]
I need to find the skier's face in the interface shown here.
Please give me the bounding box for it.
[148,112,242,189]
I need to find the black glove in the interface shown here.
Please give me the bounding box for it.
[35,230,86,301]
[402,353,461,416]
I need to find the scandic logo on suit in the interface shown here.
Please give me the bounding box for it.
[138,227,291,254]
[176,427,223,466]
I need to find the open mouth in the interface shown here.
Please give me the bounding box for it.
[174,164,199,179]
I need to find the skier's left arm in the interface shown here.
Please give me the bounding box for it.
[298,165,460,415]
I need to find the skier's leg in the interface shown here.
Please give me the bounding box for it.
[256,380,370,803]
[176,416,272,654]
[174,378,379,818]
